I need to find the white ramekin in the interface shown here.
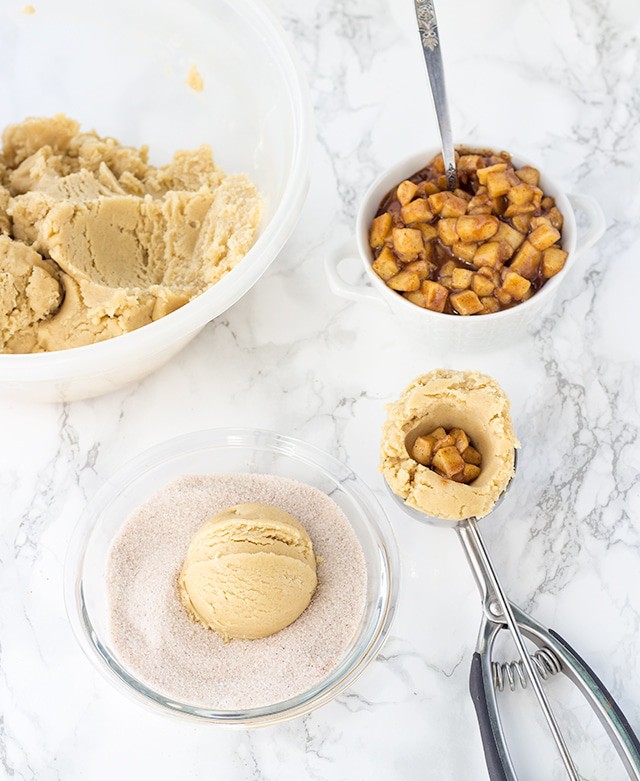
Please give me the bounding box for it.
[325,148,606,351]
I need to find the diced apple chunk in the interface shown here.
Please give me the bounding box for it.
[494,221,525,252]
[452,268,474,289]
[387,270,420,292]
[439,276,457,291]
[440,193,469,218]
[529,215,552,231]
[477,163,507,185]
[372,246,399,280]
[370,212,392,248]
[422,280,449,312]
[467,190,493,214]
[478,266,501,284]
[437,217,459,246]
[458,154,482,173]
[452,242,478,263]
[404,291,428,307]
[397,180,418,205]
[405,259,434,279]
[392,227,424,258]
[472,273,496,297]
[541,247,568,278]
[547,207,564,230]
[419,223,438,242]
[428,191,449,215]
[480,296,500,314]
[495,288,513,307]
[432,446,465,478]
[450,289,483,315]
[509,240,541,280]
[439,260,457,277]
[486,170,513,198]
[507,183,536,206]
[501,271,531,300]
[511,214,532,233]
[454,188,472,202]
[401,198,433,224]
[504,202,537,218]
[462,463,481,482]
[456,215,499,242]
[450,428,470,453]
[434,434,457,452]
[473,241,505,269]
[423,242,435,263]
[462,446,482,465]
[412,435,435,465]
[529,223,561,250]
[516,166,540,186]
[422,181,440,196]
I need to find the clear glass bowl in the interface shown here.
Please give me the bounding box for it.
[0,0,313,401]
[64,429,400,726]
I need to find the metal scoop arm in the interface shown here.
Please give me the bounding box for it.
[384,477,639,779]
[470,596,640,780]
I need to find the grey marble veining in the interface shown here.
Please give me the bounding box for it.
[0,0,639,779]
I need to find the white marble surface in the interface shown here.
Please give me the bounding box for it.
[1,0,640,779]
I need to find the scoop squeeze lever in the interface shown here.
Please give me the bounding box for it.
[386,455,640,780]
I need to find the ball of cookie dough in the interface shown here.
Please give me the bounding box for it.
[178,503,317,641]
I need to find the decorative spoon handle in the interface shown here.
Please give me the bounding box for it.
[413,0,458,190]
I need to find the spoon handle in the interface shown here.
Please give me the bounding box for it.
[413,0,458,189]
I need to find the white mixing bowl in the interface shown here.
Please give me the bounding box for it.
[0,0,313,401]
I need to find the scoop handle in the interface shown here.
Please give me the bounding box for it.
[469,651,510,781]
[458,520,579,779]
[471,602,640,780]
[547,628,640,778]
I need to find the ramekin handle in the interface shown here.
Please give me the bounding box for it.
[325,240,387,305]
[567,193,606,259]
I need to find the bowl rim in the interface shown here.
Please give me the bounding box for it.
[64,427,400,726]
[355,145,578,322]
[0,0,314,375]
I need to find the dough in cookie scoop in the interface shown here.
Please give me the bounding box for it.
[179,503,318,641]
[381,369,518,521]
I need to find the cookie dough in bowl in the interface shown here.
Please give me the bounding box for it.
[0,0,314,401]
[0,114,261,353]
[381,369,518,521]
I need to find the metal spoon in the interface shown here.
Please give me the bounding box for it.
[413,0,458,190]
